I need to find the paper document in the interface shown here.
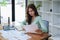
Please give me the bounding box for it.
[23,24,39,33]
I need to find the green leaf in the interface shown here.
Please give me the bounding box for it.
[0,0,7,6]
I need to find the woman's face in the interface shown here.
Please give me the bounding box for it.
[28,8,35,17]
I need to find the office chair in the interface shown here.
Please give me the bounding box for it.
[41,20,51,40]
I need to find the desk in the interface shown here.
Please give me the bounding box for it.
[26,32,48,40]
[0,24,49,40]
[0,30,49,40]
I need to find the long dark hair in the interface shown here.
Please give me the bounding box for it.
[26,4,39,24]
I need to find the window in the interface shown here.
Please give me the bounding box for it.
[15,0,26,22]
[1,0,12,24]
[0,0,26,24]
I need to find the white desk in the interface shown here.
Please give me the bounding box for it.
[0,24,49,40]
[0,30,31,40]
[0,30,49,40]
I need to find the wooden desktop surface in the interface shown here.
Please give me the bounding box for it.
[0,24,49,40]
[26,32,48,40]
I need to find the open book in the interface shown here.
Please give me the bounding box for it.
[23,24,42,34]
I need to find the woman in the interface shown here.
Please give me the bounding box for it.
[18,4,47,33]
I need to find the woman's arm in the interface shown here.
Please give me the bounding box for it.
[36,16,48,33]
[15,20,27,31]
[39,19,48,33]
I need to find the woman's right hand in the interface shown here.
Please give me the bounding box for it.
[35,29,42,33]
